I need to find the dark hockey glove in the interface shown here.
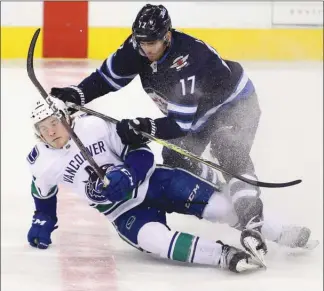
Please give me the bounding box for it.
[50,86,85,106]
[116,118,156,146]
[95,165,137,202]
[27,212,58,249]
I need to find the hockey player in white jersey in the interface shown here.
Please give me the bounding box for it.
[27,98,315,274]
[27,97,266,273]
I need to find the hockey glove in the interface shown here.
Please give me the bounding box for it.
[116,118,156,146]
[96,165,137,202]
[27,212,58,249]
[50,86,85,106]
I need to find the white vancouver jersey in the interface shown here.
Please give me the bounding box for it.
[27,114,155,222]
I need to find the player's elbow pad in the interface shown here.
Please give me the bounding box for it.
[124,147,154,182]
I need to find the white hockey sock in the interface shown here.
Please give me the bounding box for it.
[167,232,222,266]
[202,192,238,225]
[138,222,222,266]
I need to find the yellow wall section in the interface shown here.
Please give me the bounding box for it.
[88,28,323,61]
[1,27,43,59]
[88,27,132,59]
[1,27,322,60]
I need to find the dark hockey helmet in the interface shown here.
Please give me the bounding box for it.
[132,4,172,45]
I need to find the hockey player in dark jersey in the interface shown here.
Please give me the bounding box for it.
[50,4,313,253]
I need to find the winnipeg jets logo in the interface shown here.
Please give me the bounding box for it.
[170,55,189,71]
[148,19,156,29]
[83,164,113,203]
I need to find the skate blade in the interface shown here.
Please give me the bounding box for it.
[301,239,319,250]
[243,237,267,268]
[236,259,263,273]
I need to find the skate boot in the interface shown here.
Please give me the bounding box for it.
[217,240,262,273]
[275,225,318,250]
[240,216,267,268]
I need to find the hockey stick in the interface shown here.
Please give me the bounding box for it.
[67,103,302,188]
[27,28,109,187]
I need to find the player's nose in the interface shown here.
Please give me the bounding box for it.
[48,128,56,136]
[143,47,151,54]
[142,45,152,53]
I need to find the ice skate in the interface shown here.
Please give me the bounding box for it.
[217,240,263,273]
[275,225,318,250]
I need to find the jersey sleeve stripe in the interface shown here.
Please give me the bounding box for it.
[167,111,196,123]
[106,55,138,80]
[191,73,251,132]
[167,109,196,116]
[97,69,122,90]
[100,62,134,88]
[167,102,198,114]
[31,181,58,200]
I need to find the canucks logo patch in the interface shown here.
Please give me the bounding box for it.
[126,216,136,230]
[27,146,39,164]
[83,164,113,203]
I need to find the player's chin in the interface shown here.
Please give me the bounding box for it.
[52,137,66,149]
[147,55,157,61]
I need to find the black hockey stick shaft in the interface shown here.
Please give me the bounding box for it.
[27,28,108,186]
[68,103,302,188]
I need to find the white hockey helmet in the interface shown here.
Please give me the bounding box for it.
[31,97,70,137]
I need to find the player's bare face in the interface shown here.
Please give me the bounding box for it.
[140,40,166,62]
[37,116,70,149]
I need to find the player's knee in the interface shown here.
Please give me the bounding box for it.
[228,174,263,228]
[137,222,173,257]
[228,174,261,201]
[202,193,234,223]
[234,196,263,228]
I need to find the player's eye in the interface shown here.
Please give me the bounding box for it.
[51,119,59,126]
[140,41,155,46]
[39,127,48,134]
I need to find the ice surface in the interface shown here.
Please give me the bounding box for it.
[1,60,322,291]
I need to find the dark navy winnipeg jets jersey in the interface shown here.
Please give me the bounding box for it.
[78,29,255,138]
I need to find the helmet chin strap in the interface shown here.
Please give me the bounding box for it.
[163,33,171,46]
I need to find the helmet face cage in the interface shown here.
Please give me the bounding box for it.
[132,4,172,49]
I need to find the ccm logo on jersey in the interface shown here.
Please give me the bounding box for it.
[170,54,189,71]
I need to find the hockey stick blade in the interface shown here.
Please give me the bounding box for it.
[27,28,109,187]
[67,103,302,189]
